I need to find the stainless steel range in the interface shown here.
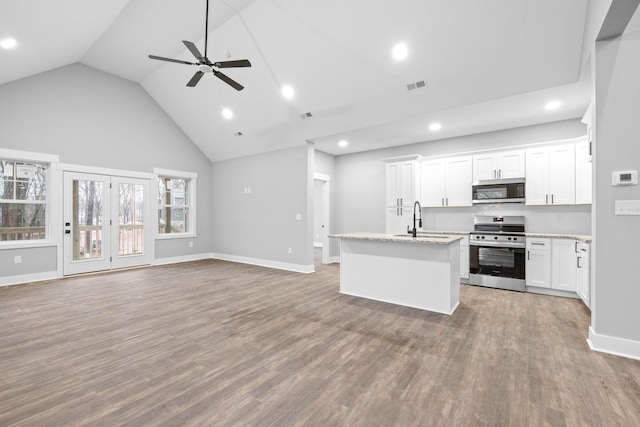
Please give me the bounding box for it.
[469,215,526,292]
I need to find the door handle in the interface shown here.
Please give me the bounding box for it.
[551,194,554,204]
[545,194,548,204]
[65,230,71,234]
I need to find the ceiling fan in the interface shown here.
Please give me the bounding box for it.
[148,0,251,90]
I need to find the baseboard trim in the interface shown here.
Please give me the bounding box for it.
[0,271,60,287]
[153,253,214,266]
[211,253,315,274]
[329,256,341,264]
[588,326,640,361]
[526,286,580,299]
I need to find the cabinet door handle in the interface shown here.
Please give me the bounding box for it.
[551,194,554,204]
[400,198,403,206]
[577,256,582,268]
[545,194,548,204]
[575,241,579,253]
[531,242,545,246]
[442,198,445,207]
[397,207,400,216]
[527,250,530,261]
[446,197,449,206]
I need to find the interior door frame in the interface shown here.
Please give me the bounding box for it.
[60,164,155,275]
[313,173,331,265]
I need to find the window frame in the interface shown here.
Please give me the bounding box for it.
[0,148,59,249]
[153,168,197,239]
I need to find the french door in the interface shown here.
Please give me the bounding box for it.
[63,172,152,275]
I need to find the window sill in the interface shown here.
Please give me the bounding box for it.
[0,240,58,250]
[155,233,197,240]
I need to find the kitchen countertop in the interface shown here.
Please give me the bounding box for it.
[415,229,591,243]
[329,232,463,245]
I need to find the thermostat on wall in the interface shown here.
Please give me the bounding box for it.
[612,170,638,186]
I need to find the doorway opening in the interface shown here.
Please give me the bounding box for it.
[313,173,330,266]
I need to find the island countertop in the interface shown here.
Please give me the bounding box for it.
[330,232,463,245]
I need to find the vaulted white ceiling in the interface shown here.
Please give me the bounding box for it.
[1,0,596,162]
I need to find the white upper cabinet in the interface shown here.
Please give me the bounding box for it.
[472,149,525,181]
[385,156,421,207]
[575,139,592,204]
[525,144,576,205]
[421,156,472,207]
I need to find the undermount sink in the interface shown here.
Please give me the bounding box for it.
[392,234,449,239]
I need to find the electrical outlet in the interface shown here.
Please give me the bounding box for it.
[288,248,292,254]
[14,256,22,264]
[296,213,302,220]
[189,241,194,248]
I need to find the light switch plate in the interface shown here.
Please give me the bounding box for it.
[615,200,640,215]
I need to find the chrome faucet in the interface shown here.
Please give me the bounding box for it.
[408,200,422,237]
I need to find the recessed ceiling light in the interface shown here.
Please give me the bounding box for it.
[222,108,233,120]
[545,100,562,110]
[281,85,295,99]
[338,140,349,148]
[429,122,442,131]
[392,43,408,61]
[0,38,17,49]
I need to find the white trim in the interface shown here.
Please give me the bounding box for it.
[211,252,315,274]
[153,252,213,266]
[0,148,59,163]
[328,256,341,264]
[0,271,60,287]
[153,168,198,179]
[588,327,640,361]
[0,241,58,250]
[154,169,197,238]
[525,286,580,299]
[155,233,197,240]
[59,163,155,180]
[313,172,330,182]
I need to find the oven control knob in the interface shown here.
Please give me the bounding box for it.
[481,236,485,239]
[494,236,498,240]
[508,237,512,240]
[513,237,517,241]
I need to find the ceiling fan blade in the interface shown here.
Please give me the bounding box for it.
[183,40,205,62]
[213,59,252,68]
[149,55,197,66]
[213,70,244,91]
[187,71,205,87]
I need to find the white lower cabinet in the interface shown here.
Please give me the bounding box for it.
[576,242,591,307]
[526,238,551,288]
[551,239,577,292]
[460,236,469,280]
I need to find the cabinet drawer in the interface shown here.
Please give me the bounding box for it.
[526,238,551,250]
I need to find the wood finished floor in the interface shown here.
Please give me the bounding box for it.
[1,256,640,426]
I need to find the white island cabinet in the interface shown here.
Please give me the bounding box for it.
[330,233,461,315]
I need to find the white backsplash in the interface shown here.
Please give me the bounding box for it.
[421,204,591,235]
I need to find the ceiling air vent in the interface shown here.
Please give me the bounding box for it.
[299,112,313,120]
[406,79,428,93]
[234,131,243,137]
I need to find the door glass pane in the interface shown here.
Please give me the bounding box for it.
[72,179,104,261]
[119,183,144,256]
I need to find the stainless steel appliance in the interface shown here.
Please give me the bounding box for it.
[469,215,526,291]
[472,178,525,204]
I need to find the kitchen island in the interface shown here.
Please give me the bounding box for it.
[330,232,462,315]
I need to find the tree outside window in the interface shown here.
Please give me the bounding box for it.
[0,160,47,241]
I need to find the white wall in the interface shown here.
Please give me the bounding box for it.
[335,119,591,236]
[210,144,314,272]
[0,63,214,280]
[590,35,640,358]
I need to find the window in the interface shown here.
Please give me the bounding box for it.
[154,169,197,237]
[0,159,48,241]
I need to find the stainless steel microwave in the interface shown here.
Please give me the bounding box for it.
[472,178,525,204]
